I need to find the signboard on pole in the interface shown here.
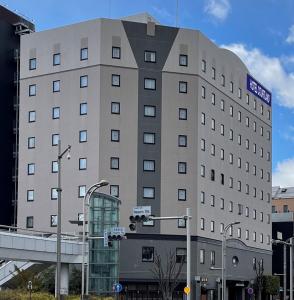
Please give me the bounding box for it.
[111,227,126,236]
[132,206,151,216]
[113,283,123,293]
[184,286,190,295]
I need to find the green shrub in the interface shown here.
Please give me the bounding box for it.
[0,290,54,300]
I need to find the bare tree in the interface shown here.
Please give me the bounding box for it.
[151,250,185,300]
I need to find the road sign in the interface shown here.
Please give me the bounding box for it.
[132,206,151,216]
[247,287,254,295]
[111,227,126,235]
[104,229,109,247]
[114,283,123,293]
[184,286,190,295]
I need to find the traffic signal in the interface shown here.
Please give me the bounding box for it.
[104,228,126,247]
[129,214,150,231]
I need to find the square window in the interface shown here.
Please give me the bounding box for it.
[51,215,58,227]
[176,248,187,263]
[79,158,87,170]
[28,137,35,149]
[110,157,119,170]
[53,80,60,92]
[81,48,88,61]
[179,54,188,66]
[143,160,155,172]
[51,161,58,173]
[112,47,121,59]
[201,59,206,72]
[110,185,119,197]
[111,102,120,114]
[26,216,34,228]
[143,187,155,199]
[111,130,120,142]
[80,75,88,88]
[29,58,36,70]
[144,51,156,63]
[178,162,187,174]
[29,84,36,96]
[179,81,187,93]
[27,190,34,201]
[80,103,87,115]
[53,53,61,66]
[142,247,154,262]
[79,185,86,198]
[28,163,35,175]
[52,107,60,119]
[178,219,187,228]
[51,188,58,200]
[144,132,155,144]
[178,189,186,201]
[52,134,59,146]
[178,135,187,147]
[144,105,156,117]
[144,78,156,90]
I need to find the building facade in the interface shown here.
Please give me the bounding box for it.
[0,5,34,226]
[18,14,272,299]
[272,186,294,213]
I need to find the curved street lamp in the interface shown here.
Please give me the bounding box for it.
[81,180,109,300]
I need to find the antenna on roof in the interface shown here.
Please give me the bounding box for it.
[176,0,179,27]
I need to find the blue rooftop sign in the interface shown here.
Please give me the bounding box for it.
[247,74,271,106]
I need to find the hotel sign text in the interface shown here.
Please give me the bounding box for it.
[247,74,271,106]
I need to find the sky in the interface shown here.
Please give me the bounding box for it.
[2,0,294,187]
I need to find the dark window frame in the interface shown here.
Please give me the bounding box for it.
[79,158,87,170]
[110,185,120,198]
[80,102,87,115]
[80,48,88,61]
[28,137,35,149]
[144,78,156,90]
[29,58,36,70]
[179,54,188,66]
[111,74,120,87]
[79,130,87,143]
[144,105,156,118]
[26,216,34,228]
[53,53,61,66]
[52,107,60,120]
[80,75,88,88]
[111,129,120,142]
[110,157,120,170]
[179,108,187,120]
[144,50,157,63]
[27,190,34,202]
[111,102,120,114]
[143,132,155,145]
[178,189,187,201]
[142,246,154,262]
[143,187,155,199]
[178,162,187,174]
[179,81,188,94]
[143,160,155,172]
[112,46,121,59]
[53,80,60,93]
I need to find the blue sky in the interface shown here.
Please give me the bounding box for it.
[2,0,294,186]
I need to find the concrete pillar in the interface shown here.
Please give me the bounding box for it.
[195,282,201,300]
[242,288,245,300]
[55,263,69,296]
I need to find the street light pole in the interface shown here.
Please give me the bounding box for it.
[222,221,240,300]
[290,237,293,300]
[186,207,191,300]
[56,141,71,300]
[81,180,109,300]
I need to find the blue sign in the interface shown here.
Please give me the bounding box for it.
[114,283,123,293]
[247,74,271,106]
[247,287,254,295]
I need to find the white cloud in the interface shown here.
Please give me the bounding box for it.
[222,43,294,109]
[273,158,294,187]
[152,6,172,20]
[286,24,294,44]
[204,0,231,22]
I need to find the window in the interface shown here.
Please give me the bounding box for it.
[52,107,60,119]
[237,228,241,238]
[178,189,186,201]
[267,131,271,141]
[246,230,249,240]
[201,113,206,125]
[245,117,249,127]
[143,187,155,199]
[201,86,206,99]
[201,59,206,72]
[79,158,87,170]
[220,149,224,160]
[110,185,119,197]
[178,135,187,147]
[238,111,241,122]
[229,106,233,116]
[51,188,58,200]
[230,81,234,93]
[53,80,60,92]
[200,139,205,151]
[245,184,249,194]
[253,187,257,197]
[237,134,241,145]
[229,177,233,188]
[179,54,188,66]
[26,216,34,228]
[267,214,270,224]
[51,161,58,173]
[78,213,84,222]
[245,207,249,217]
[79,185,86,198]
[238,204,243,215]
[144,133,155,144]
[28,137,35,149]
[176,248,187,263]
[229,153,233,164]
[220,223,224,234]
[267,152,271,161]
[220,198,224,209]
[253,99,257,110]
[29,58,36,70]
[50,215,58,227]
[237,157,241,168]
[178,218,186,228]
[200,218,205,230]
[80,48,88,60]
[29,84,36,96]
[28,163,35,175]
[220,99,225,111]
[260,212,264,222]
[245,162,249,172]
[260,233,264,243]
[200,249,205,264]
[229,201,233,212]
[211,144,215,156]
[253,121,256,132]
[238,88,242,99]
[210,221,215,232]
[144,78,156,90]
[260,104,264,115]
[260,147,264,158]
[200,191,205,203]
[220,124,224,135]
[229,226,233,236]
[110,157,119,170]
[53,53,61,66]
[80,103,87,115]
[144,105,156,117]
[221,74,225,86]
[111,130,120,142]
[245,139,249,150]
[211,118,215,130]
[179,108,187,120]
[143,160,155,172]
[143,216,154,227]
[178,162,187,174]
[210,169,215,181]
[246,94,250,104]
[80,75,88,88]
[210,195,215,207]
[260,126,264,136]
[237,181,241,192]
[229,129,233,141]
[52,134,59,146]
[260,169,264,179]
[142,247,154,262]
[111,102,120,114]
[112,47,121,59]
[200,165,205,177]
[253,209,257,219]
[211,93,215,105]
[220,173,224,185]
[144,50,156,62]
[253,143,256,154]
[27,190,34,202]
[179,81,187,93]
